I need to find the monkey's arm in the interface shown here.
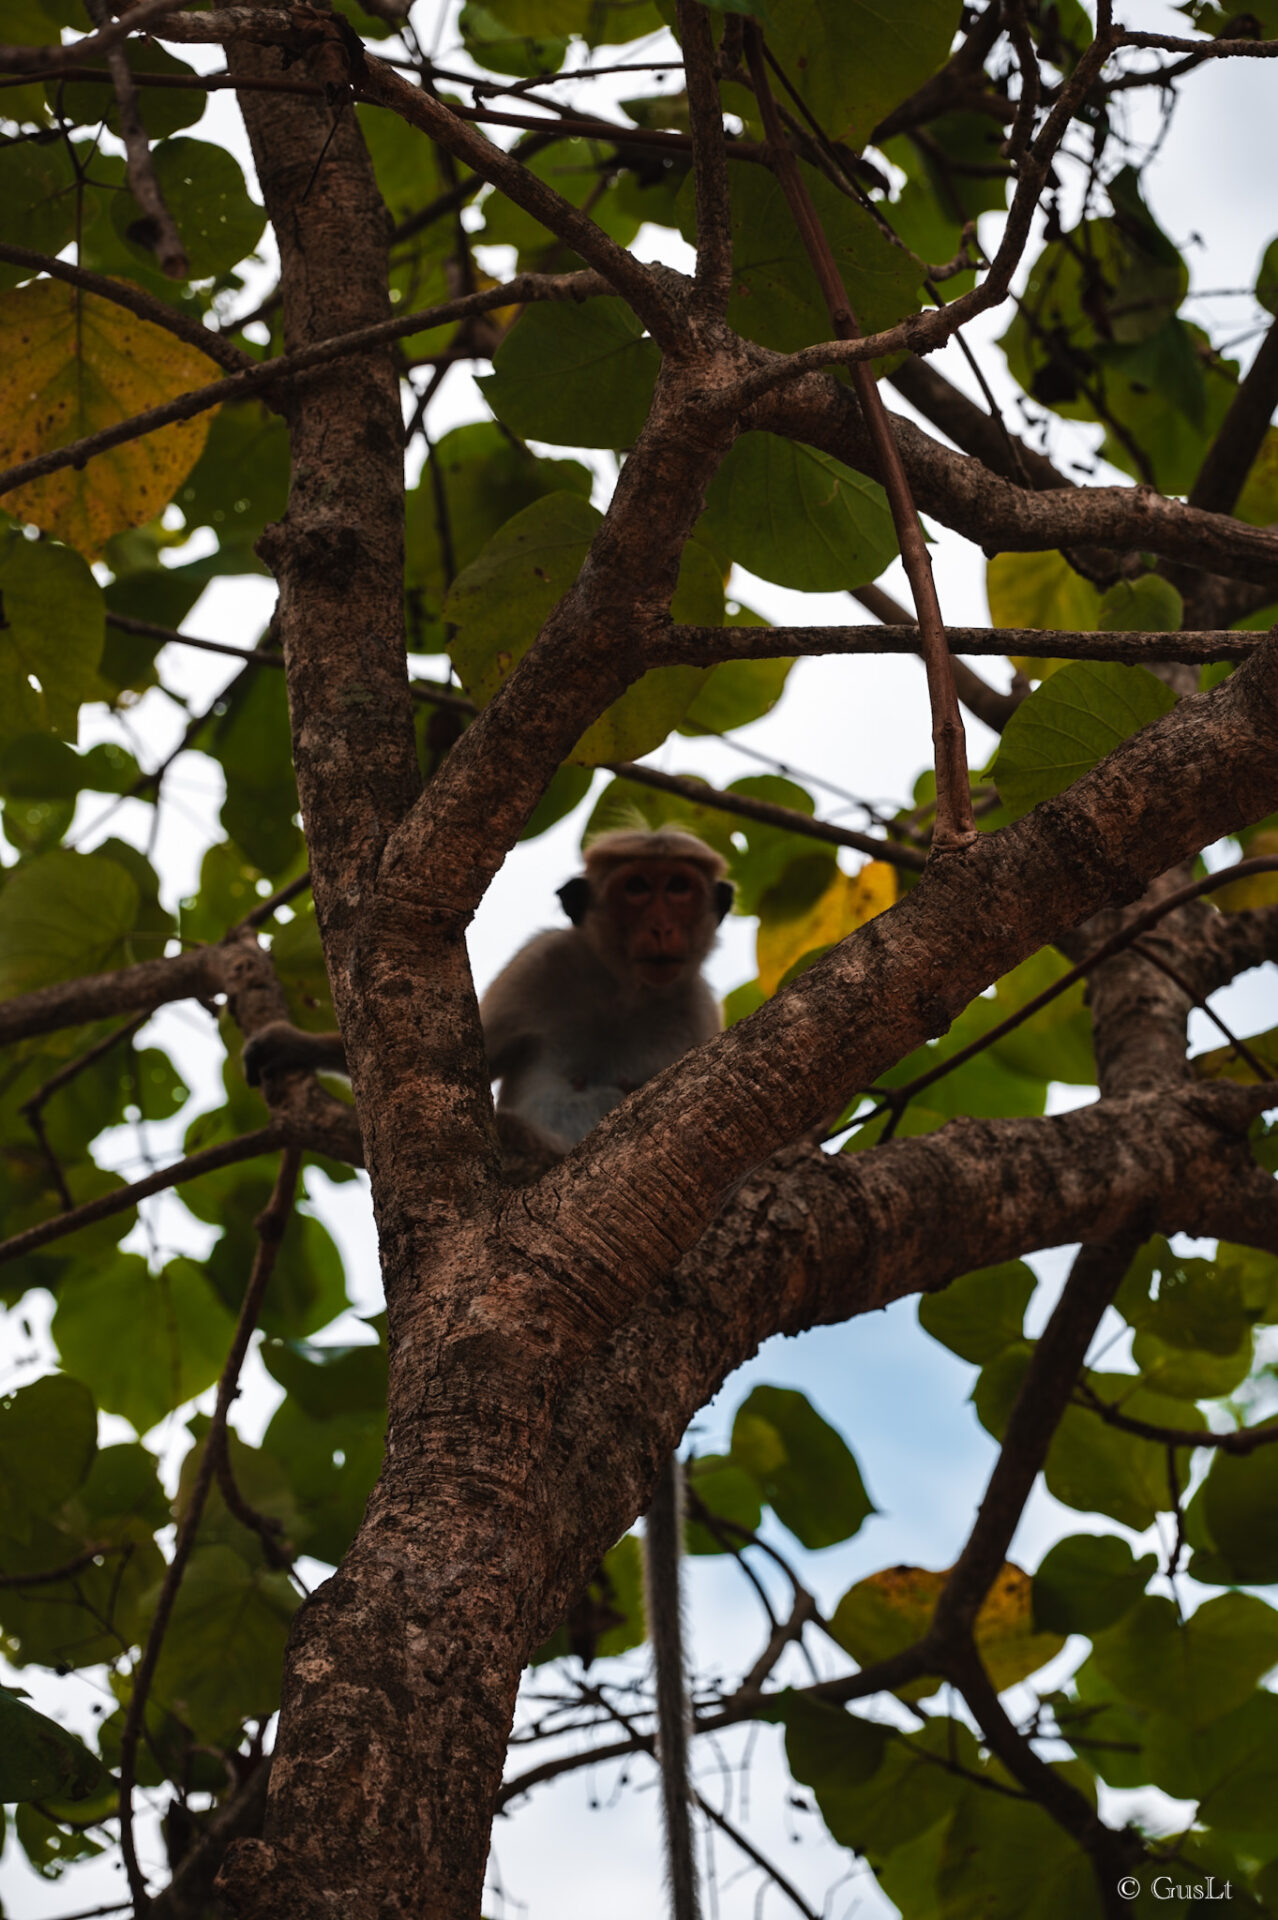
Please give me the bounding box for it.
[241,1022,347,1086]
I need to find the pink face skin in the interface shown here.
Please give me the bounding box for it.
[601,858,713,988]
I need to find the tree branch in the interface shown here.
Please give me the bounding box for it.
[0,1129,284,1269]
[0,244,251,371]
[679,0,733,314]
[752,374,1278,586]
[0,0,195,72]
[744,22,975,848]
[0,272,608,500]
[85,0,188,278]
[0,948,221,1048]
[604,761,927,871]
[1189,317,1278,516]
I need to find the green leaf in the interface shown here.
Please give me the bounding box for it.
[975,1348,1200,1531]
[700,434,896,591]
[1097,573,1184,632]
[261,1334,388,1420]
[730,1384,874,1548]
[704,160,924,359]
[0,533,105,742]
[784,1696,974,1861]
[684,1454,763,1555]
[448,490,601,701]
[112,138,266,280]
[405,420,591,647]
[0,1375,96,1545]
[763,0,963,151]
[1089,1593,1278,1729]
[48,41,206,141]
[531,1531,646,1662]
[0,139,80,288]
[54,1255,236,1435]
[446,494,719,761]
[204,665,302,878]
[261,1397,385,1568]
[1193,1421,1278,1586]
[1141,1689,1278,1824]
[1032,1534,1156,1635]
[990,662,1177,818]
[936,1763,1102,1920]
[174,402,291,547]
[0,849,140,996]
[460,4,569,76]
[205,1178,349,1338]
[521,762,594,838]
[0,1688,107,1803]
[147,1544,298,1740]
[917,1260,1036,1366]
[480,298,660,447]
[986,548,1100,638]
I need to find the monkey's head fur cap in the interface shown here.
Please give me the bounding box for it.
[580,828,727,879]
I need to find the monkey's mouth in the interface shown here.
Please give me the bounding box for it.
[637,955,684,982]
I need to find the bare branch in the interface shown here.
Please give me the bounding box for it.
[85,0,188,278]
[1189,318,1278,516]
[1074,1382,1278,1456]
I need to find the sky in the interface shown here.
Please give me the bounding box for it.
[2,4,1278,1916]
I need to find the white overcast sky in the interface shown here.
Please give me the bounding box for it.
[3,4,1277,1916]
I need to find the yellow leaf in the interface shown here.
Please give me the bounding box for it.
[1212,829,1278,911]
[0,280,220,555]
[989,548,1100,683]
[831,1562,1064,1694]
[973,1562,1066,1690]
[756,860,895,996]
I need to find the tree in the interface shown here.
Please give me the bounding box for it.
[1,0,1277,1916]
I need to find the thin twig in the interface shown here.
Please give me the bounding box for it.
[0,244,251,371]
[0,272,609,500]
[679,0,733,314]
[0,1543,117,1587]
[604,761,927,872]
[1073,1382,1278,1455]
[85,0,188,278]
[0,1129,282,1268]
[117,1148,301,1915]
[835,857,1278,1139]
[744,24,975,849]
[0,0,195,72]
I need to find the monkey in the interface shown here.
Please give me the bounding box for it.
[241,828,730,1918]
[242,827,734,1155]
[479,827,733,1154]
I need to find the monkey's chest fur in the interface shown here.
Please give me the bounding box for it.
[483,929,721,1153]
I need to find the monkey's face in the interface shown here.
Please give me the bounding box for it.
[599,859,716,987]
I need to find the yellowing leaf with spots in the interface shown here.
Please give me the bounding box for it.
[0,280,219,555]
[756,861,895,996]
[830,1562,1064,1695]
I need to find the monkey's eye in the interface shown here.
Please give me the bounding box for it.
[665,873,693,895]
[623,874,653,898]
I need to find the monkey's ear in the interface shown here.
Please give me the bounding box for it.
[557,876,592,925]
[713,880,735,924]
